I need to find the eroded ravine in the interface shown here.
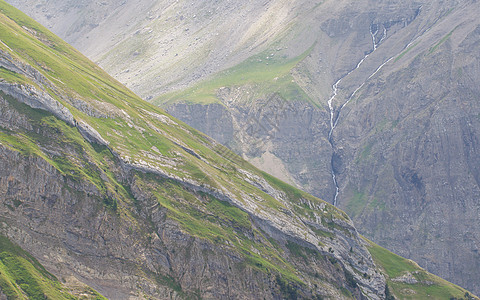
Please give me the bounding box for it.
[327,24,385,206]
[326,9,435,206]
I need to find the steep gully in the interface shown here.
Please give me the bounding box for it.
[327,24,386,206]
[326,20,428,206]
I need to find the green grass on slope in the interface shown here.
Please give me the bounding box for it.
[344,189,367,218]
[0,66,33,85]
[154,45,315,106]
[259,170,350,222]
[0,1,140,112]
[364,238,477,300]
[134,172,302,284]
[0,0,315,214]
[0,235,107,300]
[429,28,456,54]
[0,1,477,298]
[0,0,235,187]
[0,0,296,230]
[0,1,218,190]
[0,92,132,211]
[0,1,361,297]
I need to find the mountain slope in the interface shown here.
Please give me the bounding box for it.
[364,238,477,300]
[331,3,480,294]
[163,4,480,293]
[0,235,106,299]
[11,0,480,294]
[0,1,477,299]
[4,0,312,98]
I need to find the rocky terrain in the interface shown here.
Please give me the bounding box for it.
[165,3,480,292]
[4,0,480,297]
[2,2,476,298]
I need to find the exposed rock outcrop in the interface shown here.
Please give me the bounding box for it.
[0,91,385,299]
[163,2,480,294]
[0,6,393,298]
[2,0,479,297]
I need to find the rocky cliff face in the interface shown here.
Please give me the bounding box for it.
[0,86,390,297]
[167,99,335,201]
[0,117,372,299]
[333,14,480,293]
[163,1,480,294]
[0,3,400,298]
[3,0,480,297]
[2,137,364,299]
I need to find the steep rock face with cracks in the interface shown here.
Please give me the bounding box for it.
[4,2,474,299]
[6,0,480,295]
[164,2,480,294]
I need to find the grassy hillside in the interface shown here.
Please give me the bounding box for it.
[0,0,478,298]
[0,0,348,247]
[0,1,366,296]
[364,238,476,300]
[0,235,106,299]
[154,45,316,106]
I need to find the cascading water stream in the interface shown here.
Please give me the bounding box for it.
[327,24,385,206]
[325,8,430,206]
